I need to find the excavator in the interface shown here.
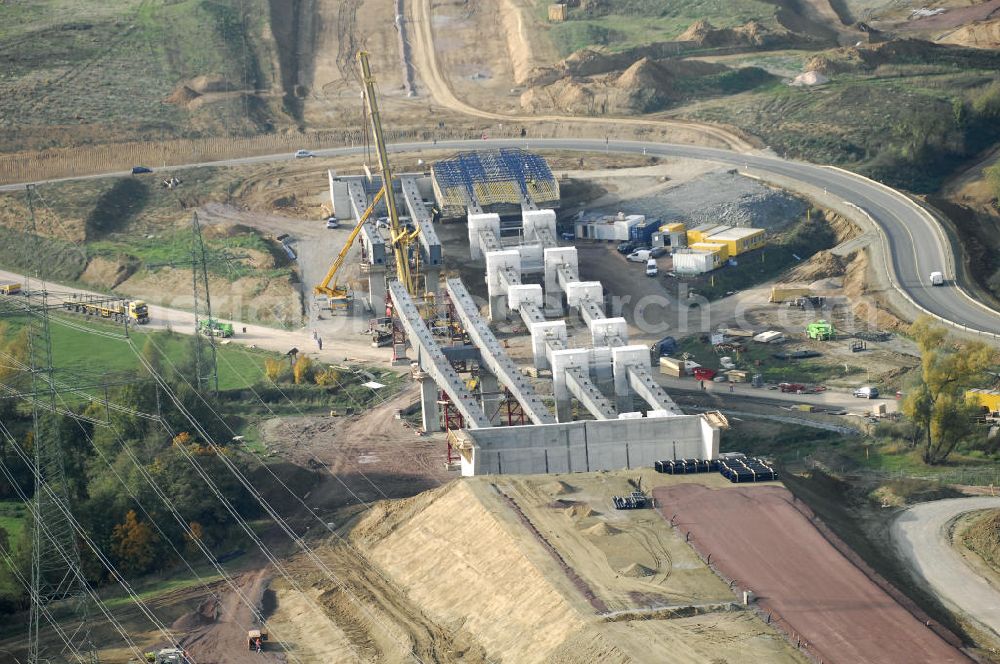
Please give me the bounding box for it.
[313,50,421,311]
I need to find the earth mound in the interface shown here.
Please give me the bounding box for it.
[543,480,577,495]
[678,19,773,47]
[584,522,621,536]
[619,562,655,577]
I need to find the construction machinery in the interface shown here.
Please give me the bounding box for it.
[198,318,234,338]
[314,188,387,310]
[248,628,268,651]
[806,320,834,340]
[314,51,422,309]
[0,281,21,295]
[147,647,189,663]
[63,296,149,324]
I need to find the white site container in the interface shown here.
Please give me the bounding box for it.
[672,250,716,274]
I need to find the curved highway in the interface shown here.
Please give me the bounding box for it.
[2,137,998,337]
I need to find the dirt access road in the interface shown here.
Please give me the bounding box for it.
[407,0,754,151]
[892,497,1000,644]
[656,374,898,414]
[0,267,394,368]
[654,483,969,664]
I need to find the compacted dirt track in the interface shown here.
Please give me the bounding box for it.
[653,484,969,664]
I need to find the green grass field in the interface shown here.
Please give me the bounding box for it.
[0,0,275,152]
[684,53,1000,191]
[2,313,275,393]
[539,0,778,56]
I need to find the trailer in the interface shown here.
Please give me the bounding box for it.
[0,281,21,295]
[63,297,149,324]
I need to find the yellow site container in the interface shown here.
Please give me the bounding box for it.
[659,356,685,377]
[686,223,727,245]
[769,286,812,303]
[690,241,730,262]
[661,222,686,233]
[706,227,766,257]
[967,388,1000,414]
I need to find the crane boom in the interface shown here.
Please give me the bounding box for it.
[313,187,386,299]
[358,50,416,295]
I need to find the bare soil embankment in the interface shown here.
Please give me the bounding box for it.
[350,473,806,663]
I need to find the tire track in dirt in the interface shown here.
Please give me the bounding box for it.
[407,0,756,151]
[283,540,490,663]
[336,0,363,83]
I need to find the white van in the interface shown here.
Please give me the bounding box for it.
[627,249,651,263]
[929,271,944,286]
[645,259,658,277]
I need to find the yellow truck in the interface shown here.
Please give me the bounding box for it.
[0,281,21,295]
[967,388,1000,416]
[63,298,149,324]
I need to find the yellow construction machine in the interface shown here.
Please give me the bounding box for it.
[313,50,422,309]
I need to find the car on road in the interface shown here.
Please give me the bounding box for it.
[294,149,316,159]
[325,217,340,229]
[560,231,575,241]
[645,258,658,277]
[853,386,879,399]
[617,241,635,255]
[650,246,668,258]
[131,166,153,174]
[929,271,944,286]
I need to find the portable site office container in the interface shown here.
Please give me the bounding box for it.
[629,220,658,246]
[686,223,728,245]
[705,227,766,256]
[574,213,643,241]
[672,250,720,274]
[689,241,730,262]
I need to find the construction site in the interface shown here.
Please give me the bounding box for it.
[6,0,1000,661]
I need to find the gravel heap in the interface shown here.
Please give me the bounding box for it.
[612,170,808,230]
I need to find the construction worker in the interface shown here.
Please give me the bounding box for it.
[255,637,262,653]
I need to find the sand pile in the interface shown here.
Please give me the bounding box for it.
[359,481,630,663]
[584,522,621,536]
[786,251,847,281]
[677,19,772,47]
[938,18,1000,49]
[565,504,597,519]
[619,563,655,578]
[164,85,201,107]
[80,256,136,289]
[543,480,577,495]
[790,71,829,86]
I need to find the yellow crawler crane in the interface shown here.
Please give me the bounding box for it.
[313,51,421,309]
[313,188,386,309]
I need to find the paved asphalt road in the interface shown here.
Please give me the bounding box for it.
[892,497,1000,641]
[2,137,998,337]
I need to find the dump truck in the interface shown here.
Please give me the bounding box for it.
[806,320,834,340]
[63,298,149,324]
[248,628,268,651]
[0,281,21,295]
[198,319,234,338]
[769,286,811,303]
